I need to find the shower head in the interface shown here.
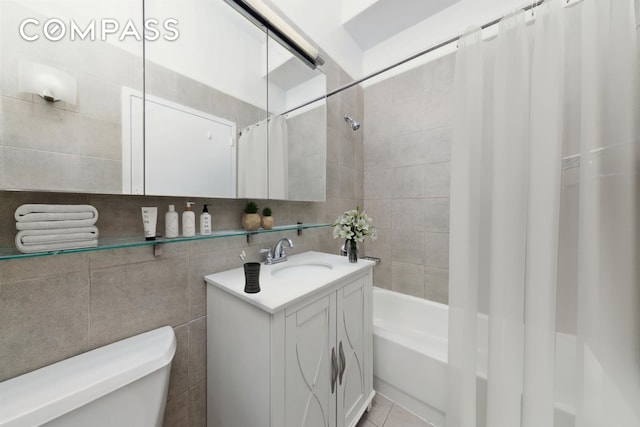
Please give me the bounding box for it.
[343,114,360,131]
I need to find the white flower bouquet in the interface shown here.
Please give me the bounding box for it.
[332,206,377,243]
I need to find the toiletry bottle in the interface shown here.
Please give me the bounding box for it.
[165,205,179,238]
[141,207,158,241]
[182,202,196,237]
[200,204,212,235]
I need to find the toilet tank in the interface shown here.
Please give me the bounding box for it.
[0,326,176,427]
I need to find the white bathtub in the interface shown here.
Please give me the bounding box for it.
[372,287,576,427]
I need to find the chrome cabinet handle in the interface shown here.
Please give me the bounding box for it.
[331,347,337,394]
[338,341,346,385]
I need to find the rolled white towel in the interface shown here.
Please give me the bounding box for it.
[16,227,99,245]
[16,219,98,230]
[18,211,95,222]
[14,238,98,254]
[15,204,98,223]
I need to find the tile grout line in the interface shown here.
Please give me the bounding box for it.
[380,402,394,427]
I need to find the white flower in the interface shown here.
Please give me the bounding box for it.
[332,206,377,243]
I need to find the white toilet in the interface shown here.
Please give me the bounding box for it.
[0,326,176,427]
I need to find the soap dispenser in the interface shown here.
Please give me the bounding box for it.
[200,204,212,236]
[165,205,179,238]
[182,202,196,237]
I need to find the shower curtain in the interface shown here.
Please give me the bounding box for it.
[268,114,289,200]
[238,119,268,199]
[237,114,288,199]
[447,1,639,426]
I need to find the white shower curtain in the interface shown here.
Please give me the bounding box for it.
[268,114,289,200]
[237,115,289,199]
[447,1,639,426]
[238,119,268,199]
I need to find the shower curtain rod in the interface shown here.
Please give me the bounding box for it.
[238,116,270,136]
[281,0,545,116]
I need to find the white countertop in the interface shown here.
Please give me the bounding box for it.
[204,251,374,313]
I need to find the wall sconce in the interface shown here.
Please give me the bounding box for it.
[18,61,77,104]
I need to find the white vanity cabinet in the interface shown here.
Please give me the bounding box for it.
[204,251,374,427]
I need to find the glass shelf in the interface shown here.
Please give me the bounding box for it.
[0,223,332,261]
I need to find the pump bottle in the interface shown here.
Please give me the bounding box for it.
[165,205,179,238]
[182,202,196,237]
[200,204,212,235]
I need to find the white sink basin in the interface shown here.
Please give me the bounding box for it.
[271,262,333,280]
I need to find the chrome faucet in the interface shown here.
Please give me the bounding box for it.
[340,239,348,257]
[261,237,294,265]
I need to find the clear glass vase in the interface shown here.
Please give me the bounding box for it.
[347,239,358,263]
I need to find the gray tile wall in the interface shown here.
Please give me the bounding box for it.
[363,54,454,304]
[287,105,326,201]
[323,67,365,225]
[145,60,266,134]
[0,53,363,427]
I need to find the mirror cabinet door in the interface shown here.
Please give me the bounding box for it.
[141,0,268,199]
[0,0,144,194]
[0,0,327,201]
[266,31,327,202]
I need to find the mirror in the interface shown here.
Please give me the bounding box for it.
[138,0,268,198]
[263,33,326,201]
[0,0,143,194]
[234,30,326,201]
[142,0,326,201]
[0,0,326,201]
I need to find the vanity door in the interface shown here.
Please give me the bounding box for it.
[336,276,370,427]
[284,273,373,427]
[285,293,337,427]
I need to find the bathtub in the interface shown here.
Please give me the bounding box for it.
[372,287,576,427]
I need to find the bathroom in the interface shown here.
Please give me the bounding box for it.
[1,0,639,426]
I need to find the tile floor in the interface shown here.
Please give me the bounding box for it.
[357,393,436,427]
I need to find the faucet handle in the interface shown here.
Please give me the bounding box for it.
[259,248,273,263]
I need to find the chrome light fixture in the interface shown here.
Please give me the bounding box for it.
[223,0,325,70]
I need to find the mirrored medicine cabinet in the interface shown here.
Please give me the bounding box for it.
[0,0,327,201]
